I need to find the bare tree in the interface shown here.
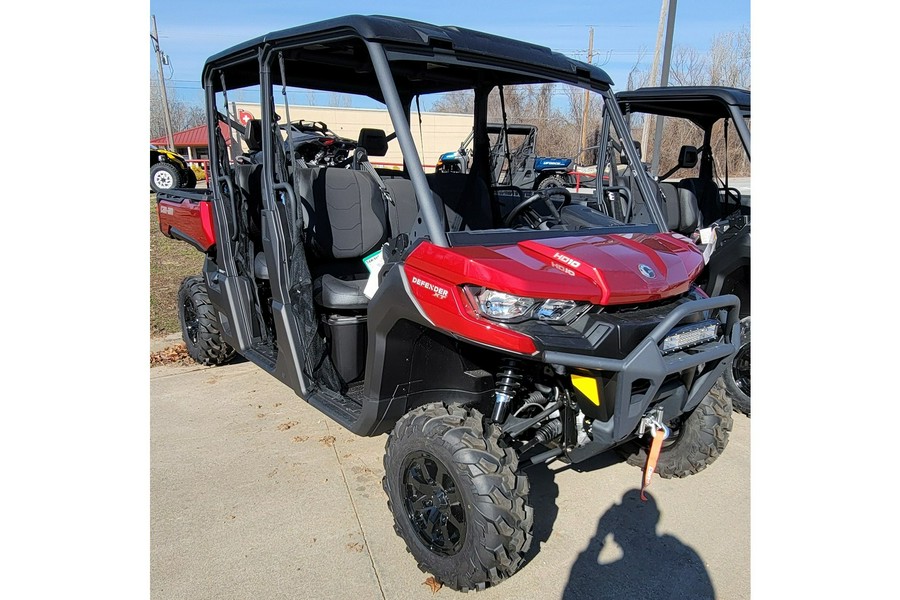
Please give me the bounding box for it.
[150,78,206,140]
[625,28,750,176]
[431,90,475,114]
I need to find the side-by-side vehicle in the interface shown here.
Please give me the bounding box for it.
[156,15,740,591]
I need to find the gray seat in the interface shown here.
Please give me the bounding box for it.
[382,173,496,238]
[659,182,701,234]
[425,173,494,231]
[301,168,388,309]
[314,275,368,308]
[679,177,721,225]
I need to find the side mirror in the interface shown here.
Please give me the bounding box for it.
[678,145,699,169]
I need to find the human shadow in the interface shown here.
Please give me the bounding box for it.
[562,489,715,600]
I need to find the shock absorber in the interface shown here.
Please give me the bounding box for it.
[492,358,523,423]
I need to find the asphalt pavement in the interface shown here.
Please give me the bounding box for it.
[151,358,750,600]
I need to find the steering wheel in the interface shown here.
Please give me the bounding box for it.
[503,186,572,229]
[724,187,743,212]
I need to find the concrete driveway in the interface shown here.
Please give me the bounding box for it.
[151,359,750,599]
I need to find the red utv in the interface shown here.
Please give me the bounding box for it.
[156,15,740,591]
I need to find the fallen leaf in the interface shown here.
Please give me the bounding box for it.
[292,436,309,443]
[277,421,298,431]
[423,576,442,594]
[149,343,195,367]
[274,403,282,408]
[346,542,364,552]
[319,435,336,447]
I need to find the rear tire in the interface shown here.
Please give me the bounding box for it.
[619,386,733,479]
[177,276,235,366]
[383,403,532,592]
[151,162,182,193]
[723,316,750,416]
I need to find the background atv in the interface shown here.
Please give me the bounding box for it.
[156,16,740,592]
[437,122,575,190]
[150,145,197,193]
[616,86,751,414]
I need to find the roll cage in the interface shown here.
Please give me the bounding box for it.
[200,14,668,268]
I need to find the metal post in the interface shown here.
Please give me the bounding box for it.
[650,0,678,178]
[151,15,175,151]
[579,27,594,165]
[641,0,668,161]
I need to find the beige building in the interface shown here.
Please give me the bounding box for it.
[231,102,472,169]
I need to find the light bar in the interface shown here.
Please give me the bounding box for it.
[661,320,720,354]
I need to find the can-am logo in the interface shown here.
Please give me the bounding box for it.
[552,252,581,268]
[411,276,449,300]
[638,264,656,279]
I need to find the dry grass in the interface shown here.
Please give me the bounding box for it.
[149,193,204,336]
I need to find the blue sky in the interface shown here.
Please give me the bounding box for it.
[149,0,749,106]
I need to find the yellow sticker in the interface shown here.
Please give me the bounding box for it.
[571,374,601,406]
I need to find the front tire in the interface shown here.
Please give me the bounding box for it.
[537,174,569,190]
[620,387,733,479]
[177,276,236,366]
[383,403,532,592]
[723,316,750,416]
[151,162,182,193]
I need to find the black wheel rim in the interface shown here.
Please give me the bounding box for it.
[401,451,467,556]
[182,297,199,344]
[732,341,751,396]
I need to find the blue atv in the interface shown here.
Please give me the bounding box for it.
[436,122,575,191]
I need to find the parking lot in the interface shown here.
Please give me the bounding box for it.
[151,358,750,600]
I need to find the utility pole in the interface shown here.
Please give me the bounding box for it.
[650,0,677,177]
[579,27,594,165]
[641,0,669,161]
[151,15,176,151]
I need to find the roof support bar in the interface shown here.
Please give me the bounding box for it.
[365,41,449,247]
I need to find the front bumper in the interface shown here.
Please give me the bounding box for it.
[543,294,740,462]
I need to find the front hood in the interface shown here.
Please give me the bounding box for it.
[406,233,704,305]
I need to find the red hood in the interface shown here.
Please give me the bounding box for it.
[405,233,704,305]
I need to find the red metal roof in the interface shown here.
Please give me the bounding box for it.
[151,122,232,147]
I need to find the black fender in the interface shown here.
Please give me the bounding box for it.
[354,264,496,435]
[704,224,750,313]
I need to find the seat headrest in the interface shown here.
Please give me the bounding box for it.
[357,128,388,157]
[244,119,263,153]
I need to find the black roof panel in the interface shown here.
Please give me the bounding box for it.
[202,14,613,94]
[616,86,750,122]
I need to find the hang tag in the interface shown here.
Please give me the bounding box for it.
[362,248,385,299]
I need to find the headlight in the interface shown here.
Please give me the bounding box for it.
[465,287,583,323]
[661,320,720,354]
[535,299,578,321]
[473,289,534,321]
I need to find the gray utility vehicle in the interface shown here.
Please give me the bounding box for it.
[436,122,575,191]
[615,86,750,414]
[156,16,740,591]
